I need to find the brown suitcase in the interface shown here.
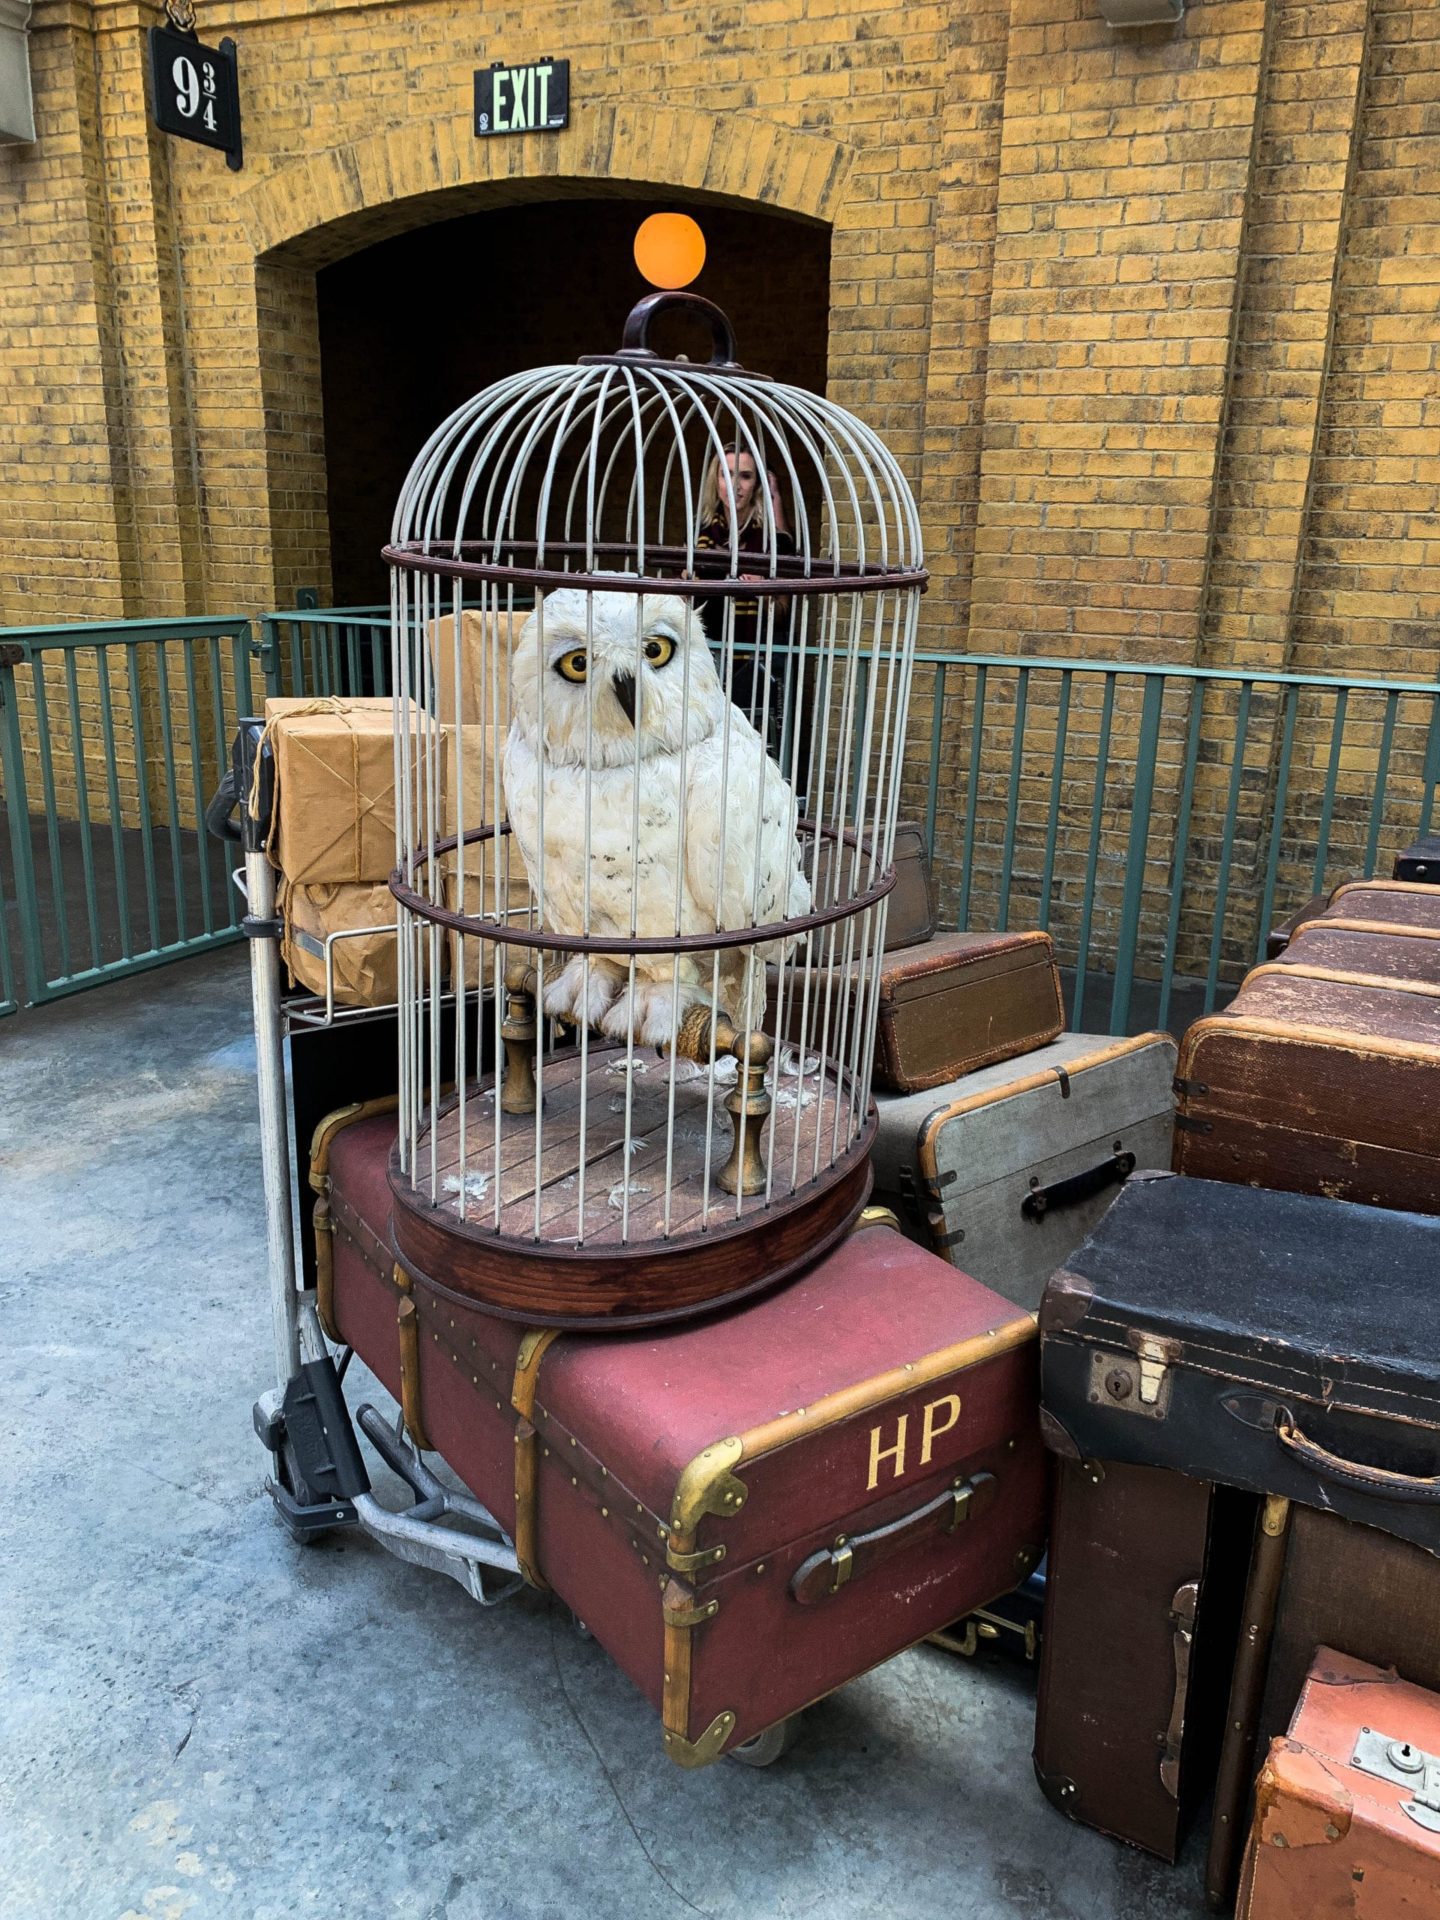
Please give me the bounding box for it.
[1205,1501,1440,1908]
[785,929,1064,1096]
[1322,877,1440,934]
[1174,898,1440,1212]
[1237,1649,1440,1918]
[809,820,936,953]
[1032,1455,1255,1861]
[882,822,938,952]
[1264,890,1330,960]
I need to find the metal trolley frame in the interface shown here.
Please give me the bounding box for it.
[213,723,526,1608]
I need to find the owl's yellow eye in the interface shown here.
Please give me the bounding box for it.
[643,634,676,669]
[555,649,588,683]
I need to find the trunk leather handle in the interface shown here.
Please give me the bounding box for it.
[789,1471,997,1605]
[1224,1393,1440,1503]
[1275,1414,1440,1504]
[1021,1150,1135,1222]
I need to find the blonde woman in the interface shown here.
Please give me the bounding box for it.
[694,450,796,757]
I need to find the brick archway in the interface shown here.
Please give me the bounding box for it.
[239,106,853,269]
[242,106,853,605]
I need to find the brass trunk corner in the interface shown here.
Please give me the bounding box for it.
[661,1710,736,1770]
[308,1095,399,1192]
[669,1436,747,1541]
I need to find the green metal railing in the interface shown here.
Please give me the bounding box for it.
[2,608,1437,1029]
[257,607,389,700]
[0,618,260,1010]
[901,654,1440,1035]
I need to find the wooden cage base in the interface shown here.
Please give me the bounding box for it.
[389,1043,875,1329]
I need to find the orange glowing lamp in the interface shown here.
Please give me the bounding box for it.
[633,213,706,291]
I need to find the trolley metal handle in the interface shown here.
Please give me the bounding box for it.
[205,767,242,844]
[620,291,743,370]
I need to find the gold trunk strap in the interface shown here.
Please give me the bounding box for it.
[510,1328,563,1588]
[396,1281,432,1451]
[308,1096,401,1340]
[313,1197,339,1342]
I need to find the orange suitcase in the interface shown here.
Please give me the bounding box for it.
[1238,1647,1440,1916]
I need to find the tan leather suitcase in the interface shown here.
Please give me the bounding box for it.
[1237,1648,1440,1917]
[1207,1502,1440,1909]
[809,820,936,953]
[788,929,1064,1095]
[1174,891,1440,1212]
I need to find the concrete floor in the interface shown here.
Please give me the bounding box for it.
[0,951,1213,1920]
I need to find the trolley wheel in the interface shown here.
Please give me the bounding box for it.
[726,1714,804,1769]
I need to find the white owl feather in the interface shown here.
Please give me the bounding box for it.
[502,586,810,1047]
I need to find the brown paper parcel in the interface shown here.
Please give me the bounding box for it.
[280,878,400,1009]
[440,722,532,988]
[427,611,519,729]
[264,696,426,886]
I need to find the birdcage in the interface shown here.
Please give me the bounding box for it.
[385,292,925,1328]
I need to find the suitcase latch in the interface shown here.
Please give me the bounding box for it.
[1087,1340,1177,1420]
[1351,1727,1440,1832]
[1135,1336,1172,1407]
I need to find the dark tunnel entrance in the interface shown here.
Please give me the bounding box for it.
[316,196,833,606]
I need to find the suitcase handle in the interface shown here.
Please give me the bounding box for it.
[1021,1151,1135,1222]
[1275,1413,1440,1504]
[789,1470,997,1604]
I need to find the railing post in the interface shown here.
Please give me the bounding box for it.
[1422,693,1440,840]
[1109,675,1165,1035]
[0,642,45,1009]
[253,615,283,698]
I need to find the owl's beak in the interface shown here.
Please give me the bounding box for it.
[612,670,638,728]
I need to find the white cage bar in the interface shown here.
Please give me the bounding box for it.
[385,293,925,1327]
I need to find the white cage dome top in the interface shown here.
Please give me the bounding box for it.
[387,291,924,592]
[386,292,927,1330]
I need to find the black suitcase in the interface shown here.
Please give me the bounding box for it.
[1394,832,1440,883]
[1039,1171,1440,1556]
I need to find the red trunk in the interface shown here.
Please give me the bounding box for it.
[321,1108,1048,1764]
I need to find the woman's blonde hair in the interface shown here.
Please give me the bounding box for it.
[699,449,765,535]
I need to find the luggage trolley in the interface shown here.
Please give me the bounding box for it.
[216,292,945,1769]
[211,728,526,1608]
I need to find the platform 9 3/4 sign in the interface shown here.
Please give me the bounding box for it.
[147,27,243,170]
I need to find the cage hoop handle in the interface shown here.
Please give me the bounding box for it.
[620,292,743,371]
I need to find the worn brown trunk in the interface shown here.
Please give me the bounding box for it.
[1033,1456,1255,1861]
[1175,883,1440,1211]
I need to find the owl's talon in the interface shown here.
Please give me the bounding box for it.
[541,956,625,1031]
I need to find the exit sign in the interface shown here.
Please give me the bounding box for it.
[474,59,569,137]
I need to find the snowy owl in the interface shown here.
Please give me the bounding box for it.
[502,585,811,1049]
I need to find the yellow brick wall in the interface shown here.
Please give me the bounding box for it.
[2,0,1438,976]
[5,0,1436,667]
